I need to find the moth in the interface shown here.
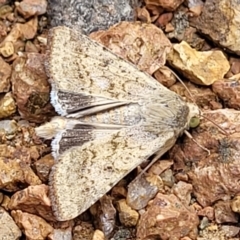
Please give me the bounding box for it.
[36,26,199,221]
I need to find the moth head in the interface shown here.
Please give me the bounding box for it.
[187,103,201,129]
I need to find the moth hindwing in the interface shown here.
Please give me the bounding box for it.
[36,26,199,221]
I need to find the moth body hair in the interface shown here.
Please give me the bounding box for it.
[35,117,81,139]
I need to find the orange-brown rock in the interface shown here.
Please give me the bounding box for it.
[137,193,199,239]
[11,53,54,123]
[16,0,47,18]
[90,21,172,75]
[9,184,56,221]
[212,77,240,110]
[0,145,41,191]
[170,109,240,207]
[11,210,53,240]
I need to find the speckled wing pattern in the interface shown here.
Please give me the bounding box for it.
[36,26,199,221]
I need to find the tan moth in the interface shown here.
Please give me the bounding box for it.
[36,26,200,221]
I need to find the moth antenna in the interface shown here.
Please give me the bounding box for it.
[184,130,210,155]
[169,69,195,103]
[200,113,229,136]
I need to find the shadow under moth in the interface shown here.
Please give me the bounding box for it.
[36,26,199,221]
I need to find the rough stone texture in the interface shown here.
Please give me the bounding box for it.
[116,199,139,227]
[156,12,173,29]
[111,227,136,240]
[170,81,222,110]
[214,200,238,224]
[0,56,11,92]
[0,207,22,240]
[160,169,174,187]
[231,195,240,213]
[0,92,16,119]
[144,0,184,11]
[0,41,14,57]
[199,224,240,239]
[0,120,18,136]
[172,181,192,206]
[90,21,172,75]
[170,109,240,207]
[227,57,240,77]
[148,159,173,175]
[48,228,72,240]
[11,210,53,240]
[127,174,162,210]
[191,0,240,55]
[166,5,206,50]
[92,230,105,240]
[9,184,56,222]
[186,0,203,17]
[198,206,214,221]
[16,0,47,18]
[11,53,54,123]
[47,0,137,35]
[33,154,55,182]
[1,17,38,44]
[212,78,240,110]
[72,222,94,240]
[90,195,116,238]
[137,193,199,240]
[153,66,176,88]
[167,41,230,85]
[0,145,41,191]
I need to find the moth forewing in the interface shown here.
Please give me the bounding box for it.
[36,26,200,221]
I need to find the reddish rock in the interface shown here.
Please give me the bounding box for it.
[9,184,56,221]
[145,0,184,11]
[90,21,172,75]
[171,109,240,207]
[0,145,41,191]
[170,81,222,110]
[172,181,192,206]
[212,78,240,110]
[1,17,38,44]
[198,206,214,221]
[137,193,199,240]
[11,53,54,123]
[148,159,173,176]
[127,174,162,210]
[228,57,240,76]
[156,12,173,28]
[11,210,53,240]
[214,200,238,224]
[153,67,176,88]
[33,154,55,182]
[16,0,47,18]
[137,7,151,23]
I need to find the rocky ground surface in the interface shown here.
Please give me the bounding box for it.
[0,0,240,239]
